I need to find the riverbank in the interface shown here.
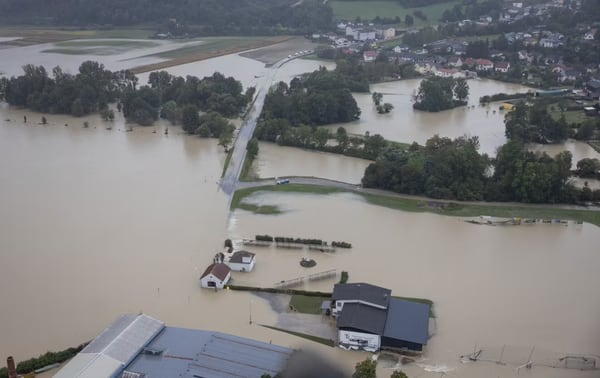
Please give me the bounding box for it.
[231,183,600,227]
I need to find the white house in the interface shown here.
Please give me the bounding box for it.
[475,58,494,71]
[226,250,256,272]
[363,50,378,62]
[376,27,395,40]
[200,263,231,289]
[494,61,511,73]
[447,56,463,68]
[584,29,597,40]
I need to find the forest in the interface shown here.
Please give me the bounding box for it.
[0,0,333,35]
[413,76,469,112]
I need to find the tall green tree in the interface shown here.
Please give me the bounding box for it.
[353,358,376,378]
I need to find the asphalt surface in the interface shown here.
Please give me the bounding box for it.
[220,56,291,196]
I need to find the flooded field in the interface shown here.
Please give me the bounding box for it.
[231,191,600,377]
[1,38,599,378]
[326,78,532,156]
[529,139,600,168]
[251,142,371,183]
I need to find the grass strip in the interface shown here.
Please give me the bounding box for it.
[260,325,335,347]
[222,147,234,178]
[231,184,600,227]
[289,295,328,314]
[237,203,282,215]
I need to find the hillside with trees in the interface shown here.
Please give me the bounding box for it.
[0,0,333,35]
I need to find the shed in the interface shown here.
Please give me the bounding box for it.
[200,263,231,289]
[227,250,256,272]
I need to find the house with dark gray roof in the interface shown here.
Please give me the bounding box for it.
[333,283,430,352]
[332,282,391,316]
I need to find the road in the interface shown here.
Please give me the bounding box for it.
[220,55,293,195]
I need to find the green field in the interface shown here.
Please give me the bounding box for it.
[330,0,459,25]
[155,37,271,59]
[289,295,328,314]
[231,184,600,227]
[43,39,159,55]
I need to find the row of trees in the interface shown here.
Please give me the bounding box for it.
[0,0,333,35]
[362,135,590,204]
[0,61,136,116]
[413,76,469,112]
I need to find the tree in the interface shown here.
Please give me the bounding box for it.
[576,158,600,178]
[405,14,414,26]
[391,371,408,378]
[413,76,456,112]
[313,127,330,148]
[376,103,394,114]
[247,137,259,159]
[372,92,383,106]
[181,105,200,134]
[454,78,469,103]
[353,358,376,378]
[218,127,233,151]
[336,126,349,150]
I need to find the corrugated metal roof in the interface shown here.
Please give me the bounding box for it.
[54,314,164,378]
[123,327,293,378]
[383,298,430,345]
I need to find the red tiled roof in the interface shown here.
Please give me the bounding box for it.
[200,263,230,281]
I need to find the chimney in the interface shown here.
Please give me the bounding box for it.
[7,356,17,378]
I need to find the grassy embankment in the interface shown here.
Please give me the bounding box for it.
[231,184,600,227]
[588,140,600,153]
[0,26,154,46]
[130,36,293,74]
[330,0,459,26]
[260,324,335,347]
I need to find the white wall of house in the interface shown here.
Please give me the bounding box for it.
[227,259,255,272]
[200,272,230,289]
[338,330,381,351]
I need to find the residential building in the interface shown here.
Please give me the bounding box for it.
[495,61,511,73]
[584,29,597,40]
[199,263,231,289]
[475,58,494,71]
[226,250,256,272]
[363,50,378,62]
[434,66,464,79]
[55,313,294,378]
[333,283,430,352]
[447,56,463,68]
[376,27,396,40]
[393,44,410,53]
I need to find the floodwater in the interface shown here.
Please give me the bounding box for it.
[529,139,600,169]
[326,78,532,156]
[231,191,600,378]
[0,39,206,77]
[1,43,599,378]
[251,142,371,183]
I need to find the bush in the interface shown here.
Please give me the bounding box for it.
[332,241,352,248]
[340,271,349,284]
[255,234,274,242]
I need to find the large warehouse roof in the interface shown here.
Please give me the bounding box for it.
[54,314,165,378]
[123,327,294,378]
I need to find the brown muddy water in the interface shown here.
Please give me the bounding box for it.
[529,139,600,169]
[251,142,371,183]
[325,78,532,156]
[0,43,599,377]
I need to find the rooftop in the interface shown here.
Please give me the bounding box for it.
[337,303,387,335]
[383,298,430,345]
[54,314,165,378]
[123,327,293,378]
[201,263,231,281]
[333,283,391,308]
[229,250,255,263]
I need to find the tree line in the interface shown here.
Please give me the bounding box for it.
[505,103,569,144]
[0,62,250,148]
[362,135,598,204]
[0,0,333,35]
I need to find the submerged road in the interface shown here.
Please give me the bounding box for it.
[220,56,291,195]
